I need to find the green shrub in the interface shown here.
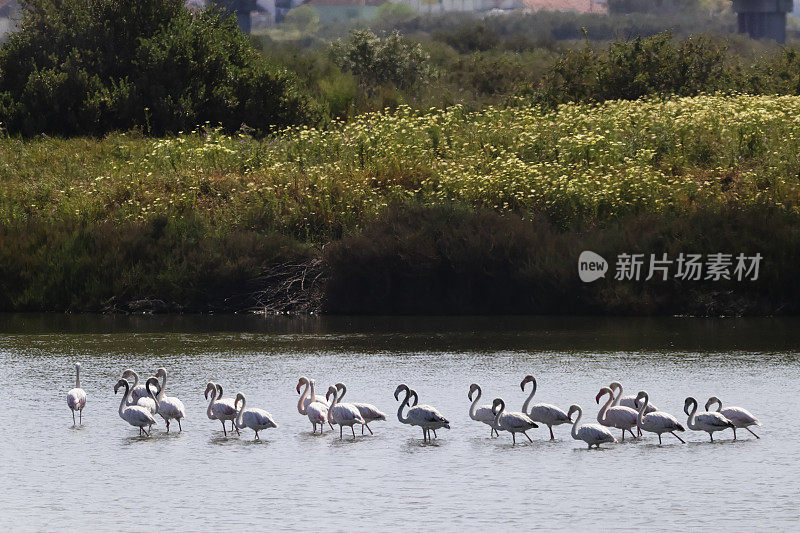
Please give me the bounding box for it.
[0,0,318,136]
[330,29,434,93]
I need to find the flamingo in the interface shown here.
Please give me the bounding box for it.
[568,404,616,448]
[705,396,761,440]
[325,385,365,441]
[684,397,735,442]
[136,377,161,433]
[296,377,331,433]
[205,382,239,436]
[393,384,450,443]
[114,379,157,436]
[154,367,186,432]
[596,387,638,441]
[121,369,149,405]
[520,375,571,440]
[468,383,499,437]
[215,384,240,433]
[635,391,685,444]
[490,398,538,445]
[610,381,657,413]
[66,362,87,425]
[335,382,386,435]
[234,392,278,440]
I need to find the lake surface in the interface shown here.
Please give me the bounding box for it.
[1,314,798,531]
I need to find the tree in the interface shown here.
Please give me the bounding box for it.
[0,0,317,136]
[330,29,433,92]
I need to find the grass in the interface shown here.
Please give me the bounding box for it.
[3,94,800,313]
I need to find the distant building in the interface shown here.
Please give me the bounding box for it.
[732,0,793,42]
[300,0,606,18]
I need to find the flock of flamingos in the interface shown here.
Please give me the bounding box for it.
[65,363,762,447]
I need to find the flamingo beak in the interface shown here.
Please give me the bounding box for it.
[595,392,602,404]
[296,384,301,394]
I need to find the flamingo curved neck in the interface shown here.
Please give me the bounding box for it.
[611,383,623,407]
[297,382,309,415]
[338,384,347,401]
[236,396,247,427]
[469,387,482,420]
[327,391,338,423]
[492,402,505,430]
[75,366,81,388]
[119,384,130,416]
[521,380,537,414]
[686,400,698,430]
[396,390,411,423]
[206,389,217,419]
[636,394,649,426]
[597,392,613,423]
[309,381,319,403]
[157,372,167,401]
[147,382,159,414]
[571,407,582,439]
[130,371,140,390]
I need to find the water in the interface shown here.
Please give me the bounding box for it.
[1,314,798,531]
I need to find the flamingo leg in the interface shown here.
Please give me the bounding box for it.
[178,419,182,432]
[671,431,686,444]
[512,433,516,445]
[658,433,662,444]
[165,420,170,433]
[351,426,356,440]
[329,422,334,431]
[255,431,260,441]
[422,428,427,442]
[79,409,82,424]
[365,424,373,435]
[549,426,554,440]
[709,433,713,442]
[732,427,737,440]
[524,431,532,443]
[72,411,76,425]
[432,429,437,439]
[339,425,343,440]
[629,428,637,439]
[746,427,760,439]
[620,430,625,441]
[221,420,227,436]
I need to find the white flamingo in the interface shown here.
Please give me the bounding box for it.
[296,377,331,433]
[205,382,239,436]
[610,381,657,413]
[154,367,186,432]
[684,397,735,442]
[326,385,365,441]
[335,382,386,435]
[114,379,157,436]
[121,369,149,405]
[520,375,571,440]
[234,392,278,440]
[596,387,638,441]
[635,391,685,444]
[66,362,87,425]
[136,377,161,433]
[468,383,499,437]
[214,383,239,433]
[394,384,450,443]
[490,398,538,445]
[705,396,761,440]
[568,404,616,448]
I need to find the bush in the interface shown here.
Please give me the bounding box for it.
[330,29,434,93]
[0,0,318,136]
[536,32,734,105]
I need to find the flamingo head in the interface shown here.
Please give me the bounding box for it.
[204,382,216,400]
[520,374,535,391]
[75,362,82,371]
[394,384,408,401]
[468,383,480,400]
[635,391,647,407]
[705,396,721,412]
[325,385,337,402]
[595,387,612,404]
[683,397,697,415]
[121,369,135,380]
[491,398,504,415]
[234,392,245,409]
[567,404,580,419]
[155,367,166,379]
[145,377,160,397]
[113,379,128,394]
